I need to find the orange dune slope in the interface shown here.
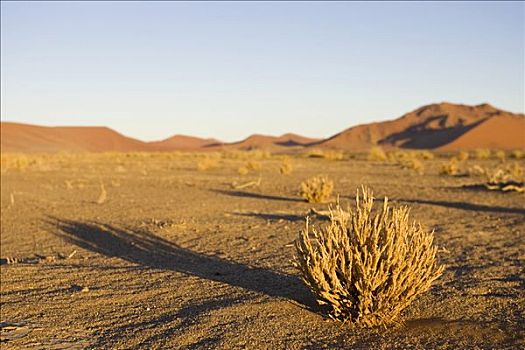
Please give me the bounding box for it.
[439,114,525,151]
[149,135,220,151]
[316,103,524,151]
[1,122,151,153]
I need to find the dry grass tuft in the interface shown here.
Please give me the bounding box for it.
[245,160,262,171]
[440,157,460,176]
[300,176,334,203]
[475,149,491,160]
[197,157,219,171]
[323,150,345,161]
[295,187,444,327]
[478,163,524,192]
[279,157,294,175]
[368,146,387,162]
[510,150,525,160]
[399,158,424,174]
[495,150,506,163]
[457,151,469,162]
[237,166,249,176]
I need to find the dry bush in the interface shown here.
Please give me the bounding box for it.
[495,150,506,163]
[481,163,524,192]
[399,158,424,174]
[368,146,387,161]
[223,150,271,160]
[307,148,326,158]
[245,160,262,171]
[295,187,444,327]
[279,157,294,175]
[456,151,469,162]
[323,150,345,161]
[238,166,249,176]
[440,157,460,176]
[475,149,491,160]
[510,150,525,159]
[300,176,334,203]
[415,150,434,160]
[197,157,219,171]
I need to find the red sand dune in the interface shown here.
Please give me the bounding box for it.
[0,122,151,153]
[317,103,524,151]
[215,133,320,150]
[2,103,523,153]
[439,114,525,151]
[149,135,220,151]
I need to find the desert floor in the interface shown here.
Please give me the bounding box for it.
[1,152,524,349]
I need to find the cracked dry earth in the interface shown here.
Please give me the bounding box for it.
[1,153,524,349]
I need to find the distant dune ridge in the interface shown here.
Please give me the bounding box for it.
[317,102,525,151]
[1,102,524,153]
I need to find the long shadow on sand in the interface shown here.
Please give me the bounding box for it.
[342,195,525,215]
[396,198,525,215]
[50,218,314,308]
[212,189,303,202]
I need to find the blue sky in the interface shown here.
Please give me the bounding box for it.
[1,1,523,141]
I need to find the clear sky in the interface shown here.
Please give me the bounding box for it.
[1,1,523,142]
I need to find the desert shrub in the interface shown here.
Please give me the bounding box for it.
[222,150,271,160]
[416,150,434,160]
[510,150,525,159]
[323,150,345,161]
[245,160,262,171]
[440,157,460,176]
[475,149,491,160]
[295,187,444,327]
[1,154,29,171]
[300,176,334,203]
[399,158,424,174]
[307,149,326,158]
[474,163,524,192]
[238,166,249,176]
[279,157,294,175]
[456,151,469,162]
[495,150,506,162]
[197,157,218,171]
[368,146,387,161]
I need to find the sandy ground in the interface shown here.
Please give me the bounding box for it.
[1,153,524,349]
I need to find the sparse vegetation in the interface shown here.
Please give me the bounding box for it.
[399,157,424,174]
[477,163,524,192]
[368,146,387,161]
[457,151,469,162]
[495,150,506,162]
[510,150,525,159]
[295,187,444,327]
[197,156,219,171]
[245,160,262,171]
[475,149,491,160]
[323,150,345,161]
[300,176,334,203]
[440,157,460,176]
[279,157,294,175]
[237,166,249,176]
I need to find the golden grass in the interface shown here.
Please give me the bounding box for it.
[197,157,219,171]
[399,158,424,174]
[368,146,387,161]
[456,151,469,162]
[475,149,491,160]
[295,187,444,327]
[495,150,506,163]
[478,163,524,192]
[440,157,460,176]
[300,176,334,203]
[279,157,294,175]
[510,150,525,159]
